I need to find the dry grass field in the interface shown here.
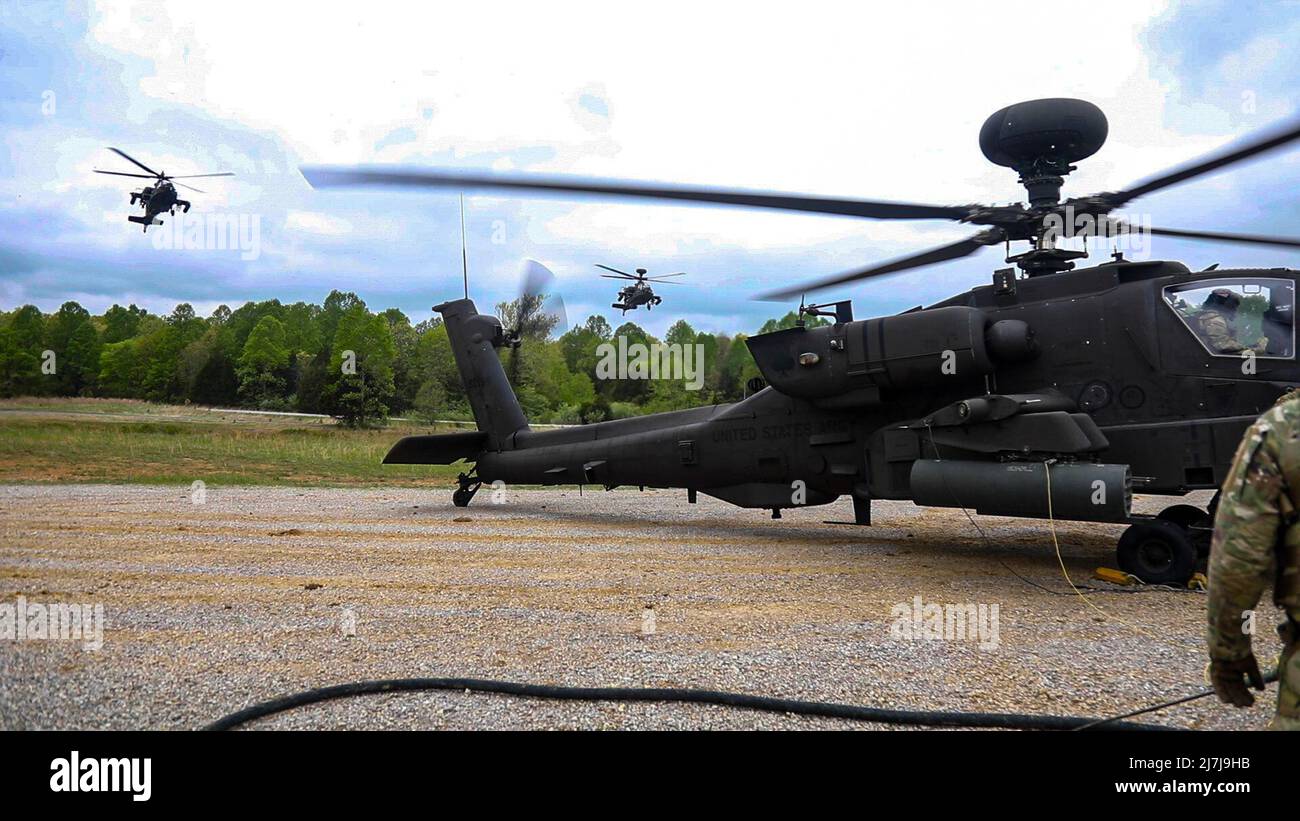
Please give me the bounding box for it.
[0,397,464,486]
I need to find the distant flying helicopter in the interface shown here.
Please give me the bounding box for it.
[94,147,233,232]
[597,264,685,314]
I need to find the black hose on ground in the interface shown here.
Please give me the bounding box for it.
[1072,669,1279,730]
[205,677,1179,731]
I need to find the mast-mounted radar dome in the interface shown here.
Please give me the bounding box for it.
[979,98,1109,205]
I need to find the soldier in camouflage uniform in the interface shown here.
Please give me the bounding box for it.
[1207,397,1300,729]
[1276,386,1300,406]
[1196,289,1269,355]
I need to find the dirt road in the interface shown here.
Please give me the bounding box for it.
[0,484,1281,730]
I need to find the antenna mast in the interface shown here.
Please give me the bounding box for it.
[459,193,469,299]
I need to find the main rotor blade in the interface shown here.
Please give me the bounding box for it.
[174,182,206,194]
[595,264,633,276]
[1106,115,1300,206]
[600,274,638,281]
[757,230,1003,301]
[646,272,686,279]
[1137,224,1300,250]
[108,147,160,177]
[169,173,235,179]
[94,170,155,179]
[301,166,974,221]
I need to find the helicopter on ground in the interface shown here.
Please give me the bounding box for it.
[94,147,233,232]
[597,264,684,314]
[303,98,1300,586]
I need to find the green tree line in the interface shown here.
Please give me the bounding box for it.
[0,292,823,425]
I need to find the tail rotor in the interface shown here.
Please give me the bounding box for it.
[500,259,568,386]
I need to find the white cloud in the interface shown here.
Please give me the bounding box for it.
[89,1,1176,200]
[284,209,352,236]
[7,0,1283,327]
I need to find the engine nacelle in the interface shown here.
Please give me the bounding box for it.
[746,306,1037,399]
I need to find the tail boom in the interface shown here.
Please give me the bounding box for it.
[435,298,528,451]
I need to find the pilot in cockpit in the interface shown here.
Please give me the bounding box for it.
[1195,288,1268,355]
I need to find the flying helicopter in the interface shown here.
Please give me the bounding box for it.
[94,147,233,232]
[596,264,685,314]
[302,98,1300,586]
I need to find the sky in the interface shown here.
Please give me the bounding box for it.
[1,0,1298,336]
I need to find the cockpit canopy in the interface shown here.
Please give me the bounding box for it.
[1163,277,1295,358]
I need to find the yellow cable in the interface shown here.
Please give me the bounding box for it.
[1045,462,1167,644]
[928,422,1172,643]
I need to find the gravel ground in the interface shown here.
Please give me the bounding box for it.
[0,483,1285,730]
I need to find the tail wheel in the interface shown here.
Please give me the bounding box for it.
[1117,519,1196,586]
[453,472,480,507]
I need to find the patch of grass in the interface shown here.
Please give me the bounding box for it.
[0,397,160,415]
[0,399,465,487]
[117,422,190,435]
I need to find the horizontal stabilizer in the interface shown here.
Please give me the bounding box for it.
[383,431,487,465]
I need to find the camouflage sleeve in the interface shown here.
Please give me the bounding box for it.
[1200,314,1244,353]
[1278,387,1300,408]
[1207,411,1284,661]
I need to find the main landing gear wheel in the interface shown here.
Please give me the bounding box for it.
[1116,519,1196,586]
[1155,504,1208,529]
[452,472,481,507]
[1156,503,1213,558]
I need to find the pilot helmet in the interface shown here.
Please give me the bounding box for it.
[1203,288,1240,312]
